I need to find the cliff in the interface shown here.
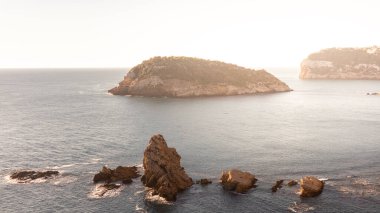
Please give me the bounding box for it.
[109,56,291,97]
[300,46,380,80]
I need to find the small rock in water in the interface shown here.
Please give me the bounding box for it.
[287,180,298,187]
[96,183,121,197]
[220,169,257,193]
[10,170,59,182]
[93,165,140,184]
[272,180,284,192]
[195,179,212,185]
[299,176,324,197]
[103,183,121,190]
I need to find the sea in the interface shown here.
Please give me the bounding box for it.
[0,68,379,212]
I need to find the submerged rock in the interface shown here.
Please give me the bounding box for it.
[93,166,140,184]
[109,56,291,97]
[299,176,324,197]
[271,180,284,192]
[95,183,122,197]
[220,169,257,193]
[287,180,298,187]
[141,134,193,201]
[10,170,59,182]
[196,179,212,185]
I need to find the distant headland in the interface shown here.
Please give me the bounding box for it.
[109,56,291,97]
[300,46,380,80]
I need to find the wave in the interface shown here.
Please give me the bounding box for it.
[135,204,147,213]
[144,189,172,205]
[330,176,379,197]
[288,202,315,213]
[46,158,102,170]
[88,184,125,199]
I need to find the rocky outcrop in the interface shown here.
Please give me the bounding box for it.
[141,134,193,201]
[300,46,380,80]
[109,56,291,97]
[220,169,257,193]
[299,176,324,197]
[10,170,59,182]
[93,166,140,184]
[287,180,298,187]
[195,179,212,185]
[271,180,284,192]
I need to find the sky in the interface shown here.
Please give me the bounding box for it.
[0,0,380,68]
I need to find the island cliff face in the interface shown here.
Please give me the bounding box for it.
[109,56,291,97]
[300,46,380,80]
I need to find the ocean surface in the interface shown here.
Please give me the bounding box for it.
[0,68,379,212]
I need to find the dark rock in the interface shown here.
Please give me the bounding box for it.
[141,134,193,201]
[271,180,284,192]
[10,170,59,181]
[102,183,121,190]
[299,176,324,197]
[196,179,212,185]
[287,180,298,187]
[93,166,140,184]
[220,169,257,193]
[96,183,121,197]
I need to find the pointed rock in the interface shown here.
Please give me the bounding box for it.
[142,134,193,201]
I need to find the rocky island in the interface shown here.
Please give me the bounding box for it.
[300,46,380,80]
[109,56,291,97]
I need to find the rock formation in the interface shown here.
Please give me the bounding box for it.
[287,180,298,187]
[220,169,257,193]
[109,56,291,97]
[300,46,380,80]
[271,179,284,192]
[141,134,193,201]
[299,176,324,197]
[195,179,212,185]
[93,166,140,184]
[10,170,59,182]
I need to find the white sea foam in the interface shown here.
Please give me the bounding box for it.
[135,204,147,213]
[318,177,329,181]
[49,164,76,170]
[134,190,145,196]
[4,174,49,184]
[288,202,315,213]
[88,184,125,199]
[144,190,172,205]
[52,175,77,185]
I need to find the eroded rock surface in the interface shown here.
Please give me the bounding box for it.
[220,169,257,193]
[141,134,193,201]
[10,170,59,182]
[272,180,284,192]
[299,176,324,197]
[93,166,140,184]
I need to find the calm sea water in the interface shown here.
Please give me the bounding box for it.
[0,68,379,212]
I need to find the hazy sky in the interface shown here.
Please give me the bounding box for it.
[1,0,380,68]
